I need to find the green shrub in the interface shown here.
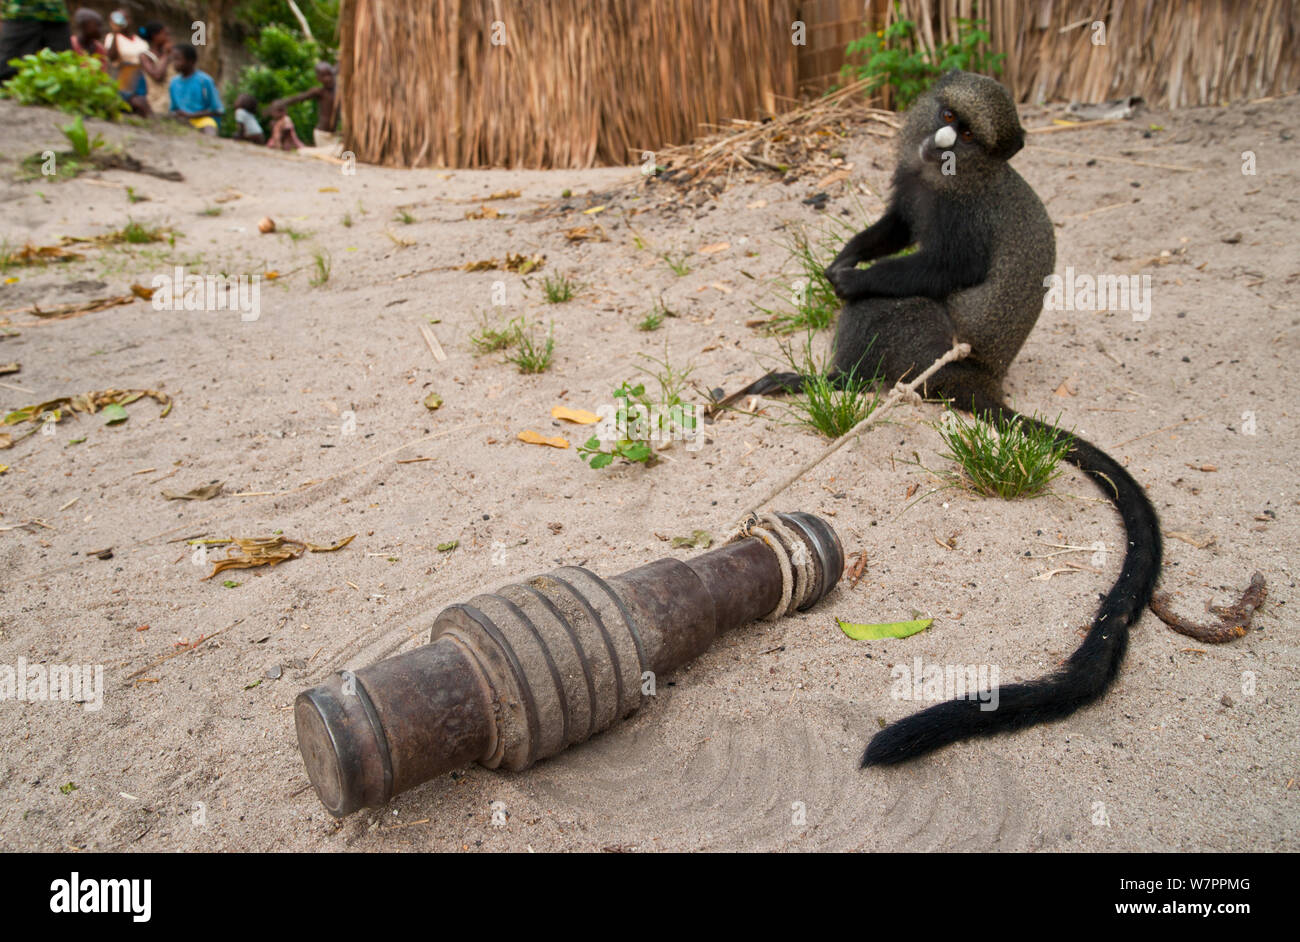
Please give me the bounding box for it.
[223,25,330,142]
[234,0,340,45]
[1,49,127,120]
[842,5,1004,110]
[937,410,1073,499]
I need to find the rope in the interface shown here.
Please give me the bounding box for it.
[734,341,970,524]
[730,512,814,620]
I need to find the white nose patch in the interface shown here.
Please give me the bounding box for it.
[934,126,957,148]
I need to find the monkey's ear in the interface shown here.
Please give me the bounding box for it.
[933,69,964,90]
[993,129,1025,161]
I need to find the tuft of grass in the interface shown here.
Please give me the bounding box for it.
[125,186,147,204]
[507,322,555,374]
[89,220,169,245]
[637,309,664,331]
[341,212,353,228]
[540,272,580,304]
[937,409,1073,499]
[778,332,881,438]
[200,205,222,216]
[309,249,331,286]
[282,227,310,242]
[468,314,523,354]
[662,252,690,276]
[394,209,415,224]
[637,298,674,331]
[755,224,845,335]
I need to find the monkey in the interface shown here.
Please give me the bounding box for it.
[715,70,1162,766]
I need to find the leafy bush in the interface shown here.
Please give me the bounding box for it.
[842,5,1004,110]
[579,356,697,470]
[1,49,127,120]
[223,25,330,141]
[234,0,339,47]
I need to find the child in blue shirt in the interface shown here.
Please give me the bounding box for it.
[168,42,222,134]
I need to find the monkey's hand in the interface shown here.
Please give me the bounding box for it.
[824,264,871,302]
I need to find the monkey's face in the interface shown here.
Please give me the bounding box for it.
[898,71,1026,186]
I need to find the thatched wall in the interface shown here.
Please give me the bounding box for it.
[340,0,1300,170]
[340,0,805,169]
[895,0,1300,109]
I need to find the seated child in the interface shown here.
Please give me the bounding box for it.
[232,94,265,145]
[265,101,304,151]
[105,9,150,115]
[167,42,222,134]
[70,8,106,62]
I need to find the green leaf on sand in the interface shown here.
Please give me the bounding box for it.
[101,403,128,425]
[837,617,932,640]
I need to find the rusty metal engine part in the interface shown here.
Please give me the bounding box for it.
[295,511,842,816]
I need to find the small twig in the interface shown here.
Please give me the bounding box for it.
[1032,143,1198,173]
[1115,413,1207,448]
[1150,572,1266,644]
[1028,118,1122,134]
[125,618,244,680]
[1061,201,1130,221]
[418,323,447,363]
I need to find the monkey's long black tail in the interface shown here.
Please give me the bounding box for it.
[861,396,1162,766]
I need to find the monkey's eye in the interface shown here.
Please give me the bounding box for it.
[960,128,974,142]
[942,108,956,123]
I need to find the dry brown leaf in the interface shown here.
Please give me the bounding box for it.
[698,242,730,254]
[465,205,501,220]
[563,225,606,243]
[202,533,355,579]
[2,243,81,266]
[1167,530,1216,549]
[816,169,852,187]
[551,405,599,424]
[460,253,545,274]
[4,388,171,427]
[0,362,19,375]
[306,534,356,552]
[847,550,868,588]
[130,283,154,300]
[486,189,521,200]
[517,429,569,449]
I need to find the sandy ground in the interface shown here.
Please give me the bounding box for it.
[0,94,1295,853]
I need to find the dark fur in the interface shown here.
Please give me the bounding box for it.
[720,71,1162,766]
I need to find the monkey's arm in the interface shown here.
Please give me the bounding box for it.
[825,211,911,274]
[826,243,988,302]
